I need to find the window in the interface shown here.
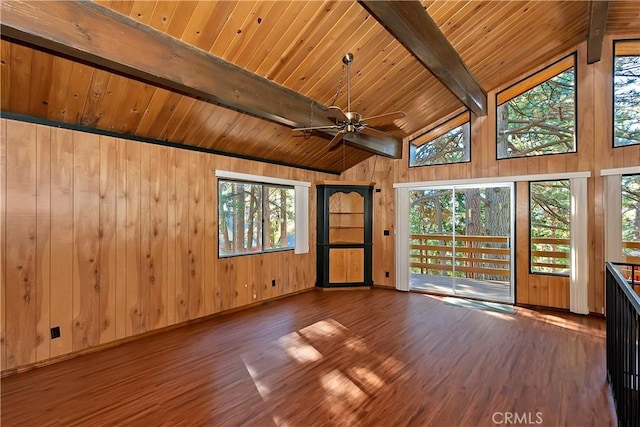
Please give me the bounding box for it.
[497,55,576,159]
[614,40,640,147]
[218,180,295,257]
[265,185,296,250]
[530,180,571,275]
[409,112,470,167]
[622,174,640,263]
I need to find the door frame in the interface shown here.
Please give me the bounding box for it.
[394,171,591,312]
[403,182,515,303]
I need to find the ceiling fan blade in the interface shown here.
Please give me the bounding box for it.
[362,111,407,126]
[292,125,341,132]
[328,105,349,122]
[358,126,393,139]
[327,131,346,151]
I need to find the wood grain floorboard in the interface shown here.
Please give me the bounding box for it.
[1,289,615,426]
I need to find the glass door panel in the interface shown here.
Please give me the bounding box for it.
[409,189,455,294]
[454,186,512,301]
[408,184,514,303]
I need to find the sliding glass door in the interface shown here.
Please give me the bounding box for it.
[409,189,454,292]
[408,183,514,303]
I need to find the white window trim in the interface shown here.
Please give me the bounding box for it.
[214,170,310,255]
[393,171,591,189]
[600,166,640,177]
[215,170,311,188]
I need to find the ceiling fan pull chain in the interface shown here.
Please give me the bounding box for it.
[343,138,346,171]
[329,64,345,107]
[302,101,315,139]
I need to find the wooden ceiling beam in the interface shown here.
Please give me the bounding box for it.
[359,0,487,117]
[0,0,402,158]
[587,1,610,64]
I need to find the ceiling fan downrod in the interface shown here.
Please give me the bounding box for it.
[291,51,405,147]
[343,52,354,114]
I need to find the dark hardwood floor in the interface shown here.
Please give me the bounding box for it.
[1,289,615,426]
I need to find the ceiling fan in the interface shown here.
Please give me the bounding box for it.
[293,53,406,150]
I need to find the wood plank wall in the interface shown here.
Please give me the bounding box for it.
[0,119,332,371]
[342,37,640,313]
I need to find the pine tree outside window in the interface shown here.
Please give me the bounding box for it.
[409,112,471,167]
[218,180,295,257]
[529,180,571,275]
[614,40,640,147]
[497,54,576,159]
[622,174,640,263]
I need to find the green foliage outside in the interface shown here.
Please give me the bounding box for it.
[409,187,510,280]
[406,53,640,281]
[497,68,575,158]
[218,181,295,257]
[614,55,640,147]
[410,122,470,167]
[529,180,571,274]
[622,175,640,259]
[265,186,296,250]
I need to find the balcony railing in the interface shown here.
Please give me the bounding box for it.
[623,241,640,265]
[530,237,569,274]
[409,234,510,280]
[410,234,640,280]
[606,262,640,427]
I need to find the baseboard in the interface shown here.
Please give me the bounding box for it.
[321,286,371,291]
[372,284,396,290]
[1,287,315,378]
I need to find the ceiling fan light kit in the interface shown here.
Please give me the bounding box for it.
[293,53,406,149]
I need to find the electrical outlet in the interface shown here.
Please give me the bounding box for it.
[384,230,390,236]
[375,188,381,193]
[50,326,61,339]
[385,271,390,278]
[272,279,276,287]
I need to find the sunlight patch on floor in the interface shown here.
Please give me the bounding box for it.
[344,336,368,352]
[242,317,409,425]
[272,415,291,427]
[277,332,323,363]
[321,369,367,423]
[378,355,406,377]
[346,365,385,393]
[243,363,272,400]
[298,318,348,341]
[517,309,605,337]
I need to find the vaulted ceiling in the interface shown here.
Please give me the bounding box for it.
[1,1,639,173]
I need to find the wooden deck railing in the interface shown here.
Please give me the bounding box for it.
[410,234,510,280]
[410,234,640,278]
[623,241,640,265]
[530,237,569,274]
[619,241,640,284]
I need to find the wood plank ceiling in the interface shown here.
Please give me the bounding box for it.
[1,1,639,173]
